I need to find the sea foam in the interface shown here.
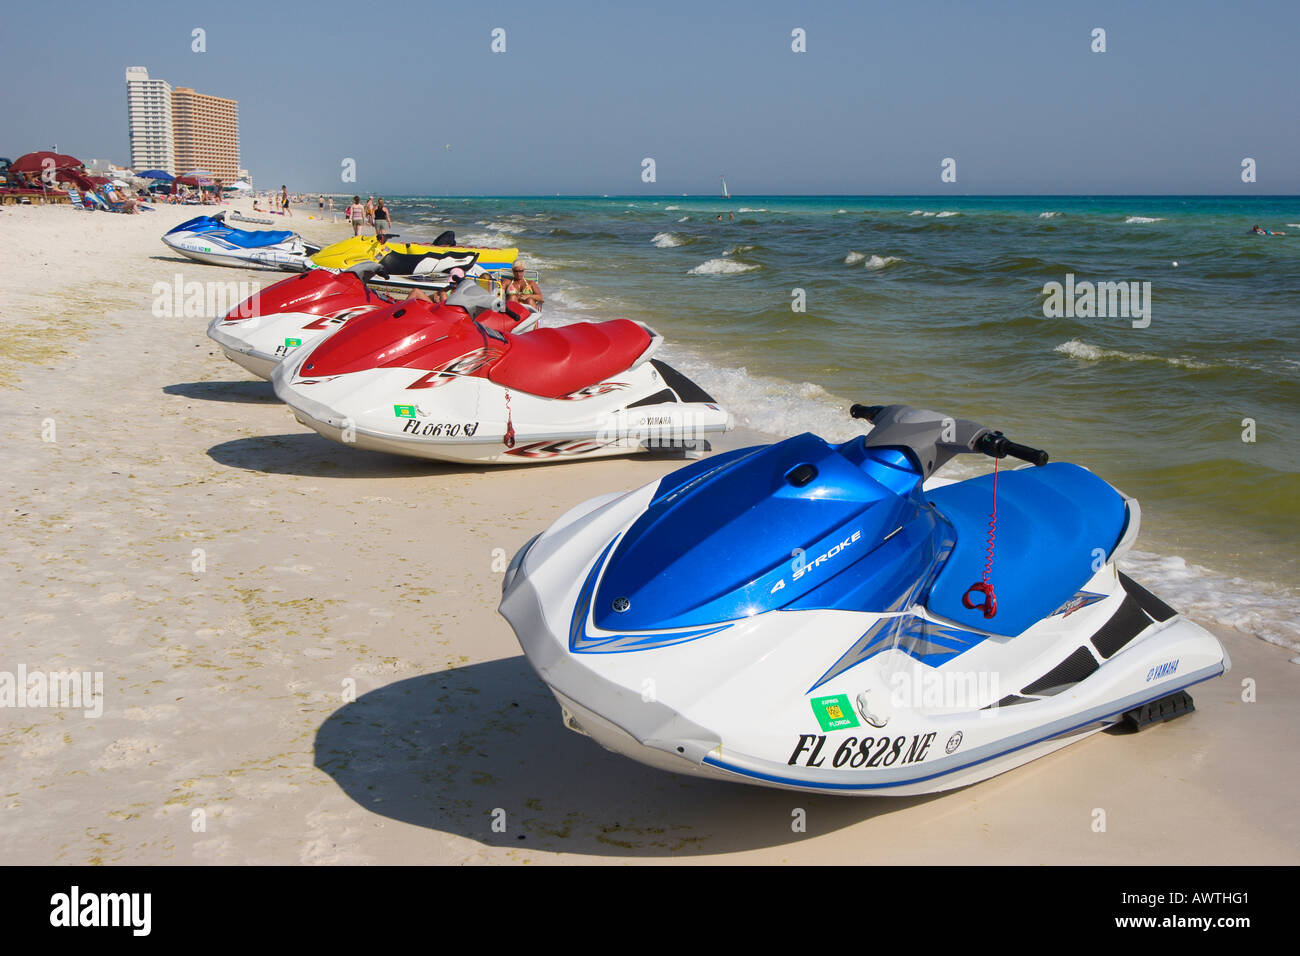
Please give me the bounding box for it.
[688,258,759,275]
[1054,339,1209,370]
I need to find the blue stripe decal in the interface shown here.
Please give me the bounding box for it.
[808,614,990,693]
[702,670,1224,791]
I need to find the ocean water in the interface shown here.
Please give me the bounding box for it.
[385,195,1300,655]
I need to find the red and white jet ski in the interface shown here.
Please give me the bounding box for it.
[207,265,538,380]
[271,282,732,465]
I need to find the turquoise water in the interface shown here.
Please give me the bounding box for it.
[386,195,1300,653]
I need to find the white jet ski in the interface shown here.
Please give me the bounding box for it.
[272,280,730,465]
[209,265,539,381]
[499,403,1231,795]
[161,213,320,270]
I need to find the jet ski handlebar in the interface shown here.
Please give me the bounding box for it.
[850,403,1048,467]
[974,431,1049,467]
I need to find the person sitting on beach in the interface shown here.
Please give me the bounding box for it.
[103,184,140,214]
[502,262,543,309]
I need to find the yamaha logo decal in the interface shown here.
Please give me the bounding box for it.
[612,597,631,613]
[946,731,964,754]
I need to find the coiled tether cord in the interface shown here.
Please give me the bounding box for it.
[962,456,999,619]
[503,388,515,448]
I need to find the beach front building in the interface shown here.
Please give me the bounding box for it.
[172,87,240,186]
[125,66,175,174]
[86,159,137,180]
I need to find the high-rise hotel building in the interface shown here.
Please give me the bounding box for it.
[124,67,175,173]
[124,67,241,183]
[172,87,240,185]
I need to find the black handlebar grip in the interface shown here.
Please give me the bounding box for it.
[850,404,884,422]
[1003,440,1049,466]
[977,432,1049,466]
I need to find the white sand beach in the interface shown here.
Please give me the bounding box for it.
[0,202,1296,864]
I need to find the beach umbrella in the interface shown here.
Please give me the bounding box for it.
[138,169,174,181]
[57,169,97,192]
[10,150,84,173]
[111,179,129,188]
[228,180,251,191]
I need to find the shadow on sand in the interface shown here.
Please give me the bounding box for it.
[164,380,278,404]
[206,431,696,480]
[205,432,464,478]
[314,658,937,857]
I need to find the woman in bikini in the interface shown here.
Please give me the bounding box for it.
[502,261,543,310]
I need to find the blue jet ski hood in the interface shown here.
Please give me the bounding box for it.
[166,215,293,247]
[591,434,946,633]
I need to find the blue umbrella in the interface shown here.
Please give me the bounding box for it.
[139,169,174,181]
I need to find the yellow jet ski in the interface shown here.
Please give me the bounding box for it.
[310,230,518,273]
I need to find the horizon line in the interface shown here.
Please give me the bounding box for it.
[287,192,1300,199]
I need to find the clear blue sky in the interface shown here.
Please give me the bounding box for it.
[2,0,1296,194]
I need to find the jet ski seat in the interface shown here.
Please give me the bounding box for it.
[489,320,653,398]
[924,463,1128,638]
[223,228,294,247]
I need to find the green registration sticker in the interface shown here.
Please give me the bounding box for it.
[393,405,417,418]
[810,694,859,731]
[284,337,302,347]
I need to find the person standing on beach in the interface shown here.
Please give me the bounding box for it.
[345,196,364,236]
[364,196,374,230]
[373,198,391,238]
[327,196,334,221]
[281,185,291,217]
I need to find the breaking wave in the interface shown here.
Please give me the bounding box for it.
[687,257,760,275]
[1053,339,1210,370]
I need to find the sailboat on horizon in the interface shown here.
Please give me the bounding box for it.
[720,174,730,200]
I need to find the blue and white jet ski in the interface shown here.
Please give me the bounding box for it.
[161,213,320,270]
[499,403,1230,796]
